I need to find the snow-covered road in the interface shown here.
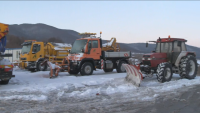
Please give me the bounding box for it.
[0,67,200,113]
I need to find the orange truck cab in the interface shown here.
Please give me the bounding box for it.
[52,33,132,76]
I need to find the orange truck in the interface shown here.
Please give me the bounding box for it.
[46,32,132,78]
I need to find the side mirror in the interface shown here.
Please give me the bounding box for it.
[19,52,21,56]
[177,41,181,47]
[68,50,71,53]
[146,42,148,47]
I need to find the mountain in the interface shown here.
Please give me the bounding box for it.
[6,23,200,59]
[8,23,81,43]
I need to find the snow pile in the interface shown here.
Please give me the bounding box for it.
[0,59,12,65]
[102,38,114,47]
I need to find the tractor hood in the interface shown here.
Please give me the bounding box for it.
[142,53,167,60]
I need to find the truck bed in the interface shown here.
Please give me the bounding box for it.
[104,51,131,58]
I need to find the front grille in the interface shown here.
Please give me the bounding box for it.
[143,61,151,66]
[143,55,150,57]
[21,58,27,60]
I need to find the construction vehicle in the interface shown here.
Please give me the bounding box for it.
[102,37,120,52]
[19,40,72,71]
[123,35,198,86]
[46,32,131,78]
[0,23,15,84]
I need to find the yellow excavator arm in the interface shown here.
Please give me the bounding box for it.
[102,37,120,52]
[0,23,9,39]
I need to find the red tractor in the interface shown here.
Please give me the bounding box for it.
[140,36,198,83]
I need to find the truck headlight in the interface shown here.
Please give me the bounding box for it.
[142,58,145,60]
[147,58,152,60]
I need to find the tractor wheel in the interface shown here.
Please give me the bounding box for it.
[156,62,173,83]
[117,61,127,73]
[80,62,93,75]
[103,68,113,72]
[179,55,197,79]
[68,70,79,75]
[37,60,47,71]
[0,80,9,85]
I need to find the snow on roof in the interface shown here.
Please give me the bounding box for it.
[102,38,114,47]
[52,43,72,47]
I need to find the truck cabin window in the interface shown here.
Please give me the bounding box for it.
[22,44,32,54]
[71,39,88,54]
[92,40,98,48]
[32,44,41,53]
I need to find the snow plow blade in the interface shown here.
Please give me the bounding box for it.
[122,64,143,87]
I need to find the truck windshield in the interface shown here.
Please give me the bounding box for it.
[71,39,88,54]
[155,42,172,53]
[22,44,32,54]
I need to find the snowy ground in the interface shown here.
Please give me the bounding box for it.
[0,67,200,112]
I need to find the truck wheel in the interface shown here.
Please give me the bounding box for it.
[37,61,47,71]
[28,68,36,72]
[103,68,113,72]
[0,80,9,85]
[179,55,197,79]
[80,62,93,75]
[156,62,173,83]
[117,61,127,73]
[68,70,79,75]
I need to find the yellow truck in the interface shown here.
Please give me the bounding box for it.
[19,40,71,71]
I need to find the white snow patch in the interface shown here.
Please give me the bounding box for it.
[2,67,200,102]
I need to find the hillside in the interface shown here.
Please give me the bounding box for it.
[6,23,200,58]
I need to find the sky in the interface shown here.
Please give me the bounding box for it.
[1,1,200,47]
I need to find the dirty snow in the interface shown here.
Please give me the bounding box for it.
[1,67,200,103]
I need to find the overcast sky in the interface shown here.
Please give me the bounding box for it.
[1,1,200,47]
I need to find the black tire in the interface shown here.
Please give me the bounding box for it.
[156,62,173,83]
[28,68,36,72]
[0,80,9,85]
[68,70,79,75]
[179,55,197,79]
[37,61,47,71]
[103,68,113,72]
[116,61,127,73]
[80,62,93,75]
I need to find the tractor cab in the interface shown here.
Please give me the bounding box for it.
[142,36,189,74]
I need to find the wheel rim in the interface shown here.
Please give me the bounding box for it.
[188,60,195,76]
[39,62,45,70]
[164,67,171,79]
[85,65,92,74]
[120,63,126,72]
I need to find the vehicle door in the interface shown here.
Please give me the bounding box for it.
[30,44,43,61]
[87,40,101,60]
[171,41,182,64]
